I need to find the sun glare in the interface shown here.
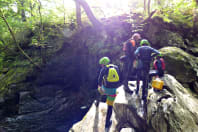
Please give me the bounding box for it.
[87,0,131,17]
[41,0,132,18]
[63,0,132,17]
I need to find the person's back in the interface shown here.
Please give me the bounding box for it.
[97,57,120,131]
[98,64,120,88]
[135,45,159,63]
[123,39,137,58]
[153,55,165,77]
[121,33,141,94]
[134,39,160,100]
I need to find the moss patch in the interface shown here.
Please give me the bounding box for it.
[160,47,198,83]
[0,60,35,97]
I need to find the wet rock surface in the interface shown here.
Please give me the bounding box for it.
[70,74,198,132]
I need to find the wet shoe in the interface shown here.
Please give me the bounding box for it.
[125,88,133,94]
[148,84,152,89]
[142,98,147,104]
[105,127,110,132]
[142,97,146,101]
[94,100,99,107]
[105,120,112,132]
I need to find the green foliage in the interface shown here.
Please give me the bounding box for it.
[0,0,197,97]
[154,0,195,29]
[0,64,32,96]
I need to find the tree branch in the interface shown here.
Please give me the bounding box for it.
[75,1,82,28]
[141,9,157,24]
[0,8,41,69]
[75,0,102,27]
[0,39,16,53]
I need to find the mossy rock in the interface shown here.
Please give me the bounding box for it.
[147,29,186,49]
[0,62,34,97]
[188,47,198,57]
[159,47,198,83]
[144,17,186,49]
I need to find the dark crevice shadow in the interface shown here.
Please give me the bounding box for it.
[93,104,99,132]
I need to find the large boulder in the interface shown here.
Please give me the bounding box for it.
[159,47,198,93]
[115,74,198,132]
[147,74,198,132]
[188,47,198,57]
[70,74,198,132]
[160,47,198,84]
[0,64,36,117]
[143,17,187,49]
[150,29,186,49]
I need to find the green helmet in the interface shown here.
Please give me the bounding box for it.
[156,53,163,58]
[140,39,150,46]
[99,57,110,65]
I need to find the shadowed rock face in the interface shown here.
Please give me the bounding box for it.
[141,17,187,49]
[160,47,198,83]
[160,47,198,93]
[70,74,198,132]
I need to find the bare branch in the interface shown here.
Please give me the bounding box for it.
[75,0,102,27]
[0,8,41,69]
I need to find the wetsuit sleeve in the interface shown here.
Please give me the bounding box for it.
[151,47,160,58]
[134,47,140,56]
[98,67,106,87]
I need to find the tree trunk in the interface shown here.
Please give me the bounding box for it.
[147,0,151,15]
[37,0,43,30]
[144,0,147,15]
[75,0,101,27]
[141,10,157,24]
[156,0,161,6]
[30,1,34,17]
[37,0,46,64]
[75,1,82,28]
[18,0,26,22]
[63,0,66,25]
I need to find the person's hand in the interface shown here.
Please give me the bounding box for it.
[98,86,104,95]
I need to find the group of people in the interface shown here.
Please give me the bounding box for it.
[96,33,165,131]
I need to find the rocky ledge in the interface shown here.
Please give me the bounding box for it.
[70,74,198,132]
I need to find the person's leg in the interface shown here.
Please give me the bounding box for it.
[142,65,150,100]
[144,75,149,100]
[128,58,133,77]
[148,71,153,83]
[136,69,140,95]
[105,105,113,128]
[123,58,134,94]
[158,70,164,77]
[105,94,116,128]
[122,58,129,87]
[142,76,146,100]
